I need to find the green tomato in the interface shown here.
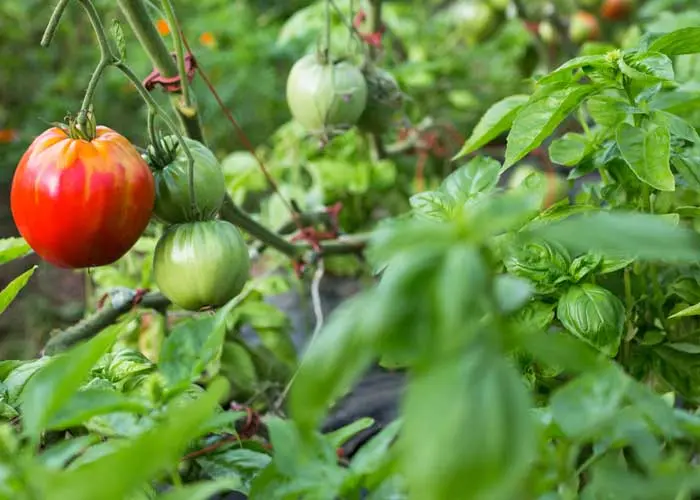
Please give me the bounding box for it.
[286,54,368,135]
[153,220,250,311]
[146,136,226,224]
[357,66,404,134]
[449,0,499,42]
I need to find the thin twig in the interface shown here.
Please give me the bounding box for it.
[273,260,326,412]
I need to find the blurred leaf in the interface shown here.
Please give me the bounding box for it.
[196,448,271,489]
[0,265,37,316]
[156,479,241,500]
[401,343,535,500]
[410,191,454,221]
[351,419,401,476]
[439,155,501,203]
[494,275,533,314]
[39,435,101,470]
[47,388,150,431]
[0,238,31,265]
[537,55,609,86]
[617,121,673,191]
[672,151,700,191]
[42,378,229,500]
[517,329,605,374]
[454,95,529,158]
[550,364,630,440]
[20,325,121,444]
[325,417,375,449]
[549,133,589,166]
[219,340,259,395]
[648,27,700,56]
[531,210,700,262]
[4,358,51,403]
[504,83,597,169]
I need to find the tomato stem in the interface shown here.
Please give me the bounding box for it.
[41,0,70,48]
[160,0,192,108]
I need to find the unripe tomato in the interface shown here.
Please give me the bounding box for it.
[145,136,225,224]
[569,11,601,43]
[10,126,154,268]
[153,220,250,311]
[600,0,632,21]
[450,0,499,42]
[538,21,558,44]
[286,54,368,135]
[357,66,404,135]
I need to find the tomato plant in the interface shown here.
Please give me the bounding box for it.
[153,220,250,311]
[10,124,154,268]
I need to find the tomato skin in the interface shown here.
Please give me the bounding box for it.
[569,11,601,43]
[600,0,632,21]
[10,126,155,268]
[149,136,225,224]
[286,54,368,134]
[153,220,250,311]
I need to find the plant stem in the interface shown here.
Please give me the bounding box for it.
[116,0,204,142]
[43,292,171,355]
[41,0,71,47]
[160,0,191,107]
[365,0,386,160]
[324,0,332,61]
[115,61,198,211]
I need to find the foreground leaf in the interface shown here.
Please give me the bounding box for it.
[400,343,535,500]
[0,266,37,316]
[531,211,700,263]
[156,479,241,500]
[648,27,700,56]
[0,238,31,265]
[20,325,121,444]
[41,378,229,500]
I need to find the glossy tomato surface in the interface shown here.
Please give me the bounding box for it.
[150,135,226,224]
[10,126,155,268]
[153,220,250,311]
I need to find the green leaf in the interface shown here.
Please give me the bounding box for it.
[0,238,31,265]
[41,378,229,500]
[325,417,375,449]
[160,293,244,388]
[503,241,572,295]
[289,293,377,432]
[618,52,674,81]
[616,121,673,191]
[550,364,630,439]
[0,266,37,316]
[549,133,589,166]
[400,343,535,500]
[110,20,127,61]
[653,346,700,400]
[454,95,529,158]
[196,448,271,489]
[586,95,630,127]
[47,388,151,431]
[409,191,454,221]
[504,84,597,169]
[669,302,700,318]
[39,435,101,470]
[557,284,625,357]
[648,27,700,56]
[20,325,121,443]
[658,111,700,144]
[156,479,241,500]
[350,419,401,476]
[219,340,259,395]
[672,151,700,190]
[4,358,51,403]
[532,210,700,263]
[439,156,501,202]
[537,55,610,85]
[569,253,603,282]
[494,275,533,314]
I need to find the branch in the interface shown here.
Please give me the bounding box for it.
[43,291,170,355]
[116,0,204,142]
[365,0,386,160]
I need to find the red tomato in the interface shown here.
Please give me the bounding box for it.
[10,126,155,268]
[600,0,632,21]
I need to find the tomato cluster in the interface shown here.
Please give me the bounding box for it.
[11,121,250,311]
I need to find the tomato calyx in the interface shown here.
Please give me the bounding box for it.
[56,111,98,141]
[144,134,180,171]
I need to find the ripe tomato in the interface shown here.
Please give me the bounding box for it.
[569,11,601,43]
[153,220,250,311]
[10,126,155,268]
[146,135,225,224]
[286,54,368,135]
[600,0,632,21]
